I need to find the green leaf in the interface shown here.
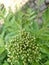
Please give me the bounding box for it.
[42,8,49,26]
[0,50,7,62]
[0,38,4,47]
[33,20,39,36]
[0,47,5,54]
[40,45,49,54]
[45,60,49,65]
[3,61,9,65]
[31,61,40,65]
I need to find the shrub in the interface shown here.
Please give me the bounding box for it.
[0,3,49,65]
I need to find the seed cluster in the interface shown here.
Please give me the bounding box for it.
[6,30,41,65]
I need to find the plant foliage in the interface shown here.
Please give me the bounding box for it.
[0,3,49,65]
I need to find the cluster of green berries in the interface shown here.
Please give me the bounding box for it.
[6,30,41,65]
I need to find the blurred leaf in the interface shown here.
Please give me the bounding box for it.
[3,61,9,65]
[0,38,4,47]
[0,50,7,62]
[31,61,40,65]
[45,60,49,65]
[0,47,5,54]
[40,45,49,54]
[33,20,39,36]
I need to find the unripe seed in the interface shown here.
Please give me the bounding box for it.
[6,31,41,65]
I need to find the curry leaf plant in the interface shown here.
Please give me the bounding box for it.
[0,4,49,65]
